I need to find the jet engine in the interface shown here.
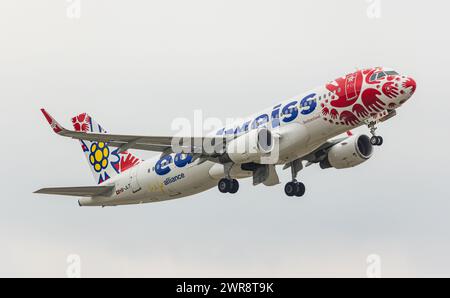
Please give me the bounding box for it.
[320,134,374,169]
[221,128,275,164]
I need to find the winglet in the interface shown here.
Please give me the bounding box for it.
[40,109,65,134]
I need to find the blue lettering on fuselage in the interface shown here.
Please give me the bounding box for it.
[282,101,299,123]
[216,93,317,137]
[174,153,193,168]
[156,94,318,176]
[300,93,317,115]
[155,155,172,176]
[252,114,270,129]
[271,104,282,128]
[235,121,251,135]
[155,153,193,176]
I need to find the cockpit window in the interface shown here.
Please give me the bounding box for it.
[370,72,385,81]
[370,70,400,81]
[370,73,378,81]
[385,70,399,76]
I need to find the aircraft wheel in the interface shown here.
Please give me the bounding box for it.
[229,179,240,194]
[284,182,297,197]
[295,182,306,197]
[218,179,231,193]
[370,136,378,146]
[376,136,384,146]
[370,136,383,146]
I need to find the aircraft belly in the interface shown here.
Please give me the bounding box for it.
[147,161,217,201]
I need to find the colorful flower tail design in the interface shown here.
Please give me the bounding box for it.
[71,113,142,184]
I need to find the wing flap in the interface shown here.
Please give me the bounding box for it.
[34,186,114,197]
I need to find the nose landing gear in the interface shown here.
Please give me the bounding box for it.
[367,121,384,146]
[218,163,240,194]
[284,159,306,198]
[370,136,384,146]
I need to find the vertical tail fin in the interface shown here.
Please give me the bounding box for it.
[71,113,141,184]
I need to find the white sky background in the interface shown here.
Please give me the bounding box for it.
[0,0,449,277]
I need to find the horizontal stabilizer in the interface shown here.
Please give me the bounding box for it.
[34,186,114,197]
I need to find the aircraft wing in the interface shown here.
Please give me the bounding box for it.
[41,109,227,155]
[41,109,351,166]
[34,186,114,197]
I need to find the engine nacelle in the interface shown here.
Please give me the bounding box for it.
[320,134,374,169]
[222,128,275,164]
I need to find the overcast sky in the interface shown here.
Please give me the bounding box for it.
[1,0,449,277]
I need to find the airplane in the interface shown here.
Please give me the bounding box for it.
[35,67,416,207]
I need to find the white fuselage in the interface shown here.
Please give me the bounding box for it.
[78,67,416,206]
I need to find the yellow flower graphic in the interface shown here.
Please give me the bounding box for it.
[89,142,110,173]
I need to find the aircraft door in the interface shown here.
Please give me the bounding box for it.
[130,166,142,194]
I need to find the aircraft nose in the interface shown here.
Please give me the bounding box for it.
[402,76,417,96]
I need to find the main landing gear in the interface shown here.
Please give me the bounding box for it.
[218,163,240,194]
[285,181,306,197]
[368,121,384,146]
[284,159,306,198]
[218,178,240,194]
